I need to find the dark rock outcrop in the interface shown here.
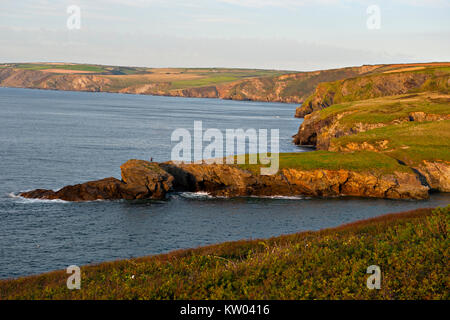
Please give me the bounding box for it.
[20,160,173,201]
[20,177,127,201]
[120,160,174,199]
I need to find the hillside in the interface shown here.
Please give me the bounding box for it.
[0,206,447,300]
[295,63,450,117]
[0,62,381,103]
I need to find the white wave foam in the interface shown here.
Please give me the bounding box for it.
[250,195,309,200]
[177,191,214,200]
[7,192,69,204]
[7,192,21,199]
[175,192,308,201]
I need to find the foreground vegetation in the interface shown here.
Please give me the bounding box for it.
[1,206,448,300]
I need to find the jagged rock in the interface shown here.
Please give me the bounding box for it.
[120,160,174,199]
[20,177,127,201]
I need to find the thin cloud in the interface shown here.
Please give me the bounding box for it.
[218,0,338,8]
[218,0,450,8]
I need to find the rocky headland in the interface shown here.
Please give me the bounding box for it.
[20,157,429,201]
[17,63,450,202]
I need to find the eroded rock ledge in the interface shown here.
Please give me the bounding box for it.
[20,159,430,201]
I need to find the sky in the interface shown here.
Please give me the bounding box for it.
[0,0,449,71]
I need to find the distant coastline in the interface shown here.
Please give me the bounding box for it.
[0,62,410,104]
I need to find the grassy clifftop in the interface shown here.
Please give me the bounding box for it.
[1,206,448,300]
[294,92,450,164]
[239,151,413,175]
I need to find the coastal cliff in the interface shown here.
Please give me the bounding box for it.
[293,93,450,149]
[293,92,450,192]
[215,65,380,103]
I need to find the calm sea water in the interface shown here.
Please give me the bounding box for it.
[0,87,448,279]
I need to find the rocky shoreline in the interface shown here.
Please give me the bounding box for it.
[20,159,430,201]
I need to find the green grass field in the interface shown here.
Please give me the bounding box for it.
[1,206,447,299]
[238,151,413,175]
[11,63,107,73]
[318,93,450,124]
[170,75,242,89]
[332,120,450,165]
[157,69,287,89]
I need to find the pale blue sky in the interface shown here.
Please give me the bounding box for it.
[1,0,449,70]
